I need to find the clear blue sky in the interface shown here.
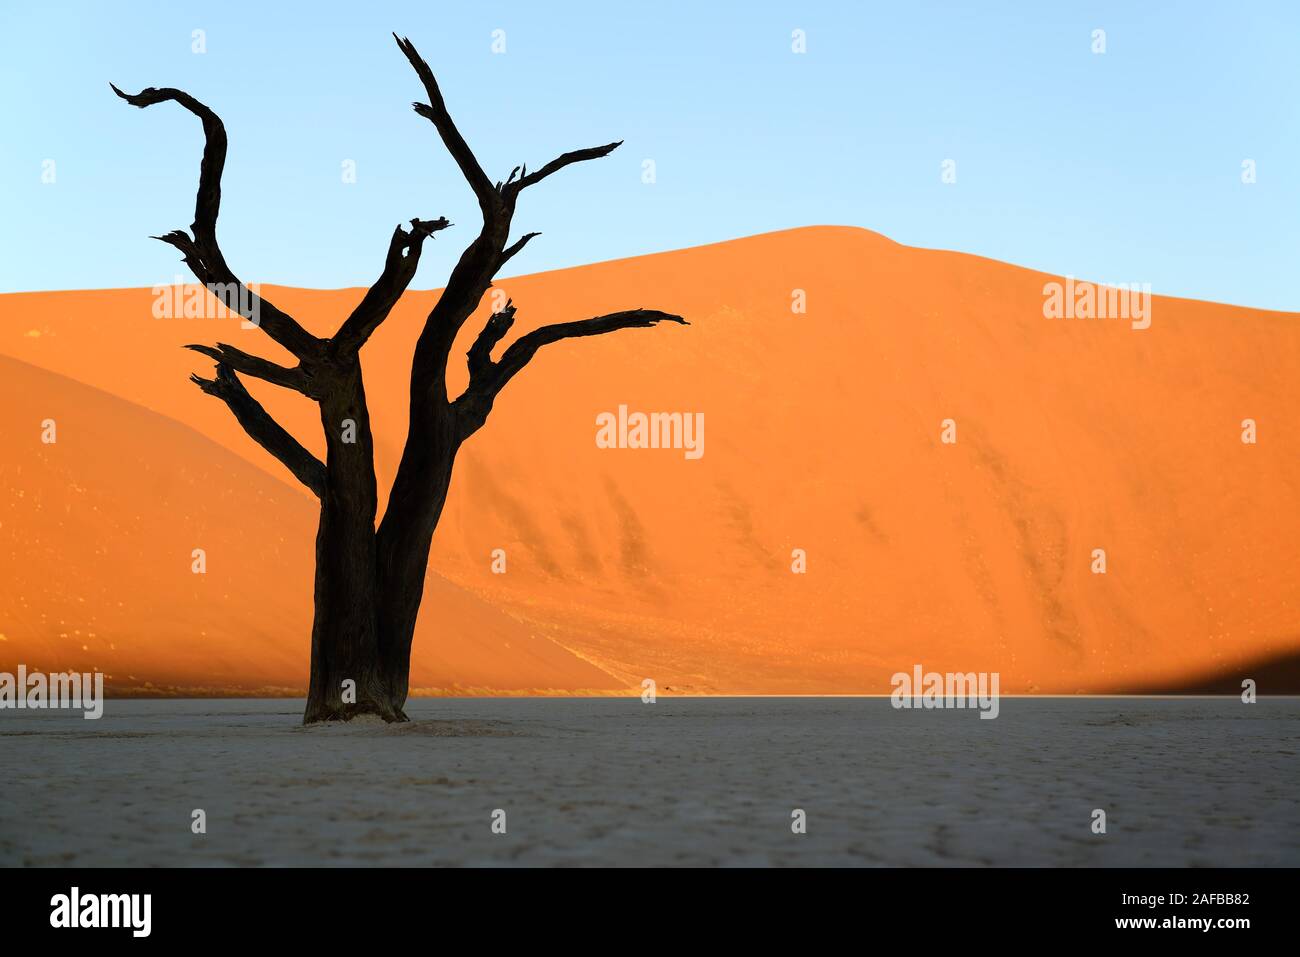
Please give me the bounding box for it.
[2,1,1297,309]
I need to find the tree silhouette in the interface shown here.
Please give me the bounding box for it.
[113,34,686,723]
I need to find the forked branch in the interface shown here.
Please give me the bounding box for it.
[332,216,453,356]
[498,232,541,271]
[190,365,328,497]
[454,305,687,438]
[504,141,623,199]
[393,34,497,215]
[183,343,310,394]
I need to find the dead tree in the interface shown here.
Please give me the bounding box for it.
[113,34,686,723]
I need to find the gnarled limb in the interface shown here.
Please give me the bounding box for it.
[332,217,452,357]
[453,305,687,439]
[392,35,514,403]
[393,34,497,217]
[465,299,517,380]
[498,232,541,272]
[183,343,311,394]
[111,82,321,361]
[503,141,622,199]
[190,364,327,498]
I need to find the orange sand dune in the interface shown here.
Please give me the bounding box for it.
[0,354,623,694]
[2,226,1298,694]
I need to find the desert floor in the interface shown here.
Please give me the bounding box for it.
[2,696,1296,867]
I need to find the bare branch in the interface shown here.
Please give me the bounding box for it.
[493,308,688,384]
[504,141,622,199]
[465,299,517,380]
[332,217,452,356]
[498,232,541,270]
[183,343,310,394]
[110,85,223,244]
[190,364,327,497]
[454,306,687,438]
[111,82,321,360]
[393,34,497,215]
[150,229,205,277]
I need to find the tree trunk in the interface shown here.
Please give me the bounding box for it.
[303,378,407,724]
[302,498,408,723]
[375,407,461,714]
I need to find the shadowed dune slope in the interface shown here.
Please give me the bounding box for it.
[1124,650,1300,696]
[2,226,1298,693]
[0,355,623,694]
